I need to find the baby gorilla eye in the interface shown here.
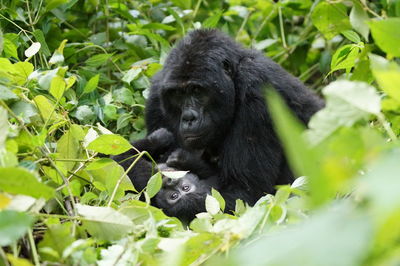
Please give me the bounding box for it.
[182,185,190,192]
[170,192,179,200]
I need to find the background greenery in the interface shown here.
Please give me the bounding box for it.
[1,0,400,265]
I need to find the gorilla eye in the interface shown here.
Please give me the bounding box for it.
[170,192,179,200]
[182,185,190,192]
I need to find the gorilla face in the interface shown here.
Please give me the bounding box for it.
[155,172,212,220]
[160,65,236,149]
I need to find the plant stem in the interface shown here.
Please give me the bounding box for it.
[27,230,40,266]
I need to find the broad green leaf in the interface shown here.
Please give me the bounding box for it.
[83,74,100,94]
[3,38,18,59]
[369,55,400,102]
[122,68,142,84]
[113,87,134,105]
[307,81,380,145]
[87,134,132,155]
[311,2,351,39]
[220,202,372,266]
[73,105,95,123]
[38,222,75,261]
[0,84,17,100]
[350,1,369,41]
[330,44,362,73]
[161,170,188,179]
[45,0,69,11]
[147,172,162,198]
[267,90,328,206]
[49,39,67,65]
[211,188,226,212]
[341,30,361,43]
[33,95,61,123]
[369,18,400,57]
[13,62,34,85]
[203,11,222,28]
[205,195,220,215]
[49,76,66,100]
[33,29,51,56]
[86,159,134,198]
[0,167,55,199]
[76,204,134,241]
[0,210,34,246]
[85,54,113,68]
[142,23,176,31]
[57,126,82,171]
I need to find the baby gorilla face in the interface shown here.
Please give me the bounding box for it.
[154,170,212,221]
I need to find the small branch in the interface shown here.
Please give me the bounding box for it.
[278,6,287,49]
[27,230,40,266]
[107,151,148,207]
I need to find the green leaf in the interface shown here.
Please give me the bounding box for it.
[122,68,142,84]
[369,18,400,57]
[307,80,381,145]
[0,210,34,246]
[0,167,55,199]
[87,134,132,155]
[33,29,51,56]
[341,30,361,43]
[266,90,324,205]
[38,222,75,261]
[205,195,220,215]
[45,0,69,11]
[3,38,18,59]
[57,126,82,171]
[83,74,100,94]
[147,172,162,198]
[13,62,34,85]
[222,202,372,266]
[76,204,134,241]
[142,23,176,31]
[211,188,226,212]
[85,54,113,68]
[350,1,369,41]
[49,76,66,100]
[203,11,223,28]
[311,2,351,40]
[73,105,95,123]
[330,44,362,73]
[49,39,67,65]
[0,85,17,100]
[33,95,61,123]
[369,54,400,103]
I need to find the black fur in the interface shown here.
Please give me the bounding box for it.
[145,29,324,210]
[112,128,218,221]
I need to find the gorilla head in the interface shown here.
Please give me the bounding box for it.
[154,164,216,222]
[156,30,242,149]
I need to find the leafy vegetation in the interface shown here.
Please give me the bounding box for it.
[1,0,400,265]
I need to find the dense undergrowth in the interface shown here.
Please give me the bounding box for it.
[1,0,400,265]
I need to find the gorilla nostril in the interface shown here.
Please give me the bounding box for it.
[182,109,198,123]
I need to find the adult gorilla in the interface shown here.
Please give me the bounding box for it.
[145,29,323,209]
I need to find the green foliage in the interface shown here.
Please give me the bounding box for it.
[0,0,400,265]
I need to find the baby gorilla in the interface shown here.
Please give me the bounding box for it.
[112,128,217,221]
[155,164,218,222]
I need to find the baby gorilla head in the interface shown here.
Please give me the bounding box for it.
[154,166,212,222]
